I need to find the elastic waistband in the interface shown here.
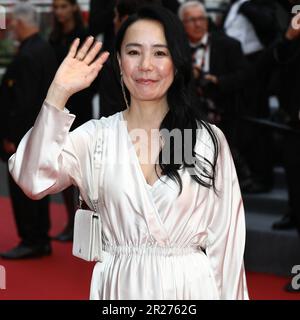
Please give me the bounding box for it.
[103,243,202,256]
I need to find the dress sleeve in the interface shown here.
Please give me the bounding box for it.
[8,101,97,202]
[205,125,249,300]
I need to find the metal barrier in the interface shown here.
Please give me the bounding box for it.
[241,116,300,135]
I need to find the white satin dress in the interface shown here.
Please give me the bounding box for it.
[9,102,249,300]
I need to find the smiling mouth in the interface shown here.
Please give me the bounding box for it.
[135,79,158,85]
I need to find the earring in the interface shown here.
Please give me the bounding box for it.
[120,73,130,109]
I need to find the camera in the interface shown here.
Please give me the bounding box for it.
[197,71,211,88]
[195,70,213,89]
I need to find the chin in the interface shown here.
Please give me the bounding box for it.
[57,17,66,23]
[135,94,163,102]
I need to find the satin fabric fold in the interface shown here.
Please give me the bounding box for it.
[9,102,249,300]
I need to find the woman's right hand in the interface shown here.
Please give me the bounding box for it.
[46,37,109,110]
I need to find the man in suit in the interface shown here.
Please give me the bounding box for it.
[179,1,248,129]
[178,1,252,187]
[261,8,300,292]
[224,0,282,193]
[270,5,300,234]
[0,2,57,259]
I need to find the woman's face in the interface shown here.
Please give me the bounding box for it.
[119,19,175,104]
[52,0,77,24]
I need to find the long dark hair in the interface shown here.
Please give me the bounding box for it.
[113,5,219,194]
[49,0,84,43]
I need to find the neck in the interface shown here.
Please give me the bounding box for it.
[19,27,38,42]
[124,97,169,132]
[62,19,76,34]
[190,33,208,46]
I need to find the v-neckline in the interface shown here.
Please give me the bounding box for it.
[119,112,171,246]
[120,111,163,190]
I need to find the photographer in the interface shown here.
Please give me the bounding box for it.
[256,5,300,292]
[267,5,300,239]
[0,2,57,259]
[179,1,248,130]
[179,1,251,188]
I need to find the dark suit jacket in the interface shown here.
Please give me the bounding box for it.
[88,0,116,52]
[161,0,180,13]
[0,33,57,160]
[255,35,300,124]
[274,38,300,123]
[204,32,249,115]
[238,0,281,46]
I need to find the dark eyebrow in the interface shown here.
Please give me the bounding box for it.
[125,43,168,49]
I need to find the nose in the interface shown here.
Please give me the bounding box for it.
[195,20,202,27]
[139,53,153,72]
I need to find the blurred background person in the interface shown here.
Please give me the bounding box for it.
[253,6,300,291]
[0,1,57,259]
[161,0,182,14]
[224,0,282,193]
[178,1,252,191]
[49,0,94,241]
[270,2,300,235]
[88,0,116,52]
[50,0,93,128]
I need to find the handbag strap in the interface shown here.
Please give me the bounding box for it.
[79,121,103,213]
[92,121,102,210]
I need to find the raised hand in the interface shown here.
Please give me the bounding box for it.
[46,36,109,110]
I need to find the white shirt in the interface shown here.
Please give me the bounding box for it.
[224,0,264,55]
[190,33,210,72]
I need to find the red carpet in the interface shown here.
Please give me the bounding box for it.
[0,196,299,300]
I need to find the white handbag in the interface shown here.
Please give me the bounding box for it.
[72,209,103,262]
[72,122,104,262]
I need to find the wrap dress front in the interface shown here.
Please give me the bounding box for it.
[9,102,249,300]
